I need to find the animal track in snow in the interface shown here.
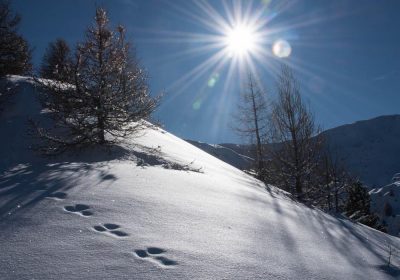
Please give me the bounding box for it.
[46,192,67,200]
[93,223,129,237]
[134,247,177,267]
[64,204,93,217]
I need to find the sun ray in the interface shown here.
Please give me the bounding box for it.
[147,0,356,124]
[160,49,228,109]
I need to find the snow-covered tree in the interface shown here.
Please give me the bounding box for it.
[40,39,72,82]
[0,0,31,77]
[36,8,158,152]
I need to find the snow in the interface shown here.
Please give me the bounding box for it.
[192,115,400,188]
[186,139,254,170]
[1,76,400,279]
[370,181,400,237]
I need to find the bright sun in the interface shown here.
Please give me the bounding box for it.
[225,24,257,57]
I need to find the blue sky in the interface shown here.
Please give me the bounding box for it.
[12,0,400,143]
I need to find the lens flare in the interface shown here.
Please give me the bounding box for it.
[208,73,220,87]
[272,40,292,58]
[192,99,202,110]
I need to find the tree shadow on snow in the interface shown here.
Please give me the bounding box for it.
[0,144,132,221]
[0,143,203,224]
[0,153,118,222]
[376,265,400,277]
[235,178,400,277]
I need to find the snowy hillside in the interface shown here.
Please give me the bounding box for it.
[191,116,400,188]
[1,76,400,279]
[370,176,400,237]
[186,140,254,170]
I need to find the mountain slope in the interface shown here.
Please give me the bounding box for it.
[185,140,254,170]
[322,115,400,187]
[370,179,400,237]
[0,76,399,279]
[191,115,400,188]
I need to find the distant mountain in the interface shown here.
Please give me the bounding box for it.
[322,115,400,188]
[185,140,254,170]
[188,115,400,188]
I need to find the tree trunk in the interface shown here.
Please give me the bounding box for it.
[250,79,263,173]
[98,116,105,143]
[97,22,106,144]
[335,189,339,212]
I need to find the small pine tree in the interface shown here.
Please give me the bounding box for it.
[345,180,381,229]
[0,0,31,77]
[40,39,72,82]
[345,180,370,215]
[36,8,158,152]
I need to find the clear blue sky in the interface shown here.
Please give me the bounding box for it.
[12,0,400,143]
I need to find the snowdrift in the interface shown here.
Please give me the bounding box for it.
[1,76,400,279]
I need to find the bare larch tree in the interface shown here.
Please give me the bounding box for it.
[234,73,268,177]
[313,147,350,211]
[265,65,321,198]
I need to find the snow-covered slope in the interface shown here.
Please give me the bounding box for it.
[1,76,400,279]
[186,139,254,170]
[370,178,400,237]
[192,116,400,188]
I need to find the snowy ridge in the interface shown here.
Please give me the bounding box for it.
[0,76,400,279]
[186,139,254,170]
[190,115,400,188]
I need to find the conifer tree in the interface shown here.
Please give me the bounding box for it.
[0,0,31,77]
[37,8,158,152]
[345,180,370,216]
[40,39,72,82]
[345,180,380,229]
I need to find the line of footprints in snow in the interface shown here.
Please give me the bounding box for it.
[46,191,177,267]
